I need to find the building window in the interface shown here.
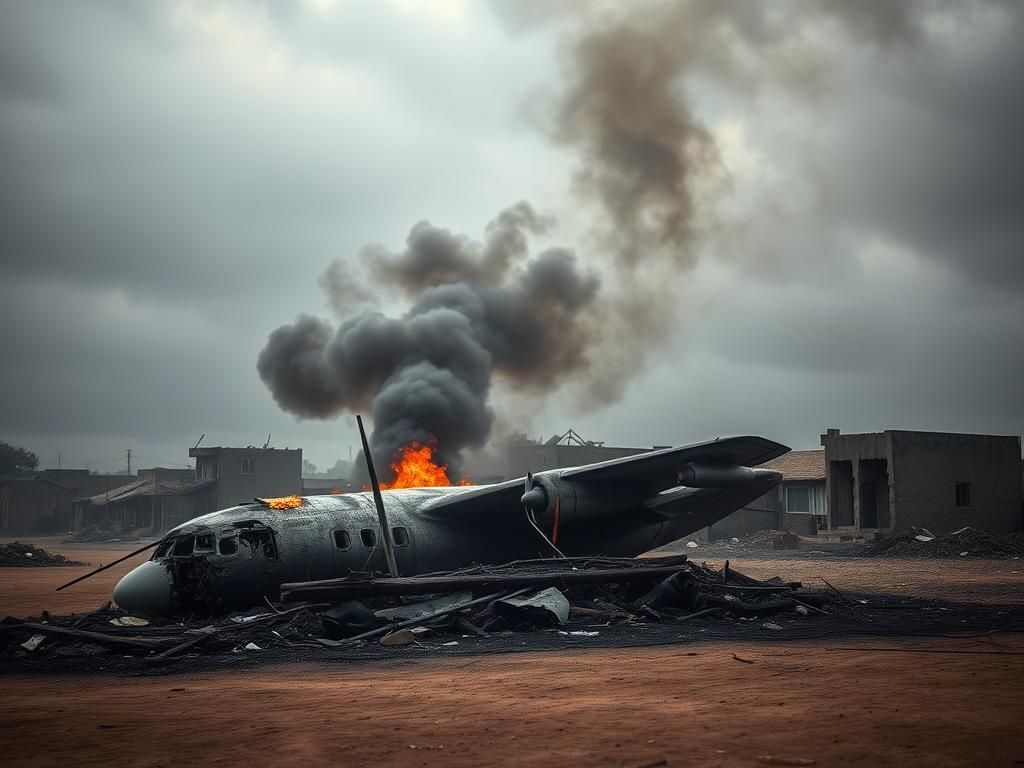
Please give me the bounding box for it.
[786,486,811,514]
[241,456,256,475]
[360,528,376,548]
[391,526,409,546]
[333,530,351,550]
[955,482,972,508]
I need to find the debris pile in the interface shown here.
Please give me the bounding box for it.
[0,541,82,567]
[870,527,1024,559]
[1,555,832,666]
[63,522,136,544]
[675,530,800,552]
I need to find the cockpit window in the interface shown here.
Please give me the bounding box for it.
[194,534,215,553]
[172,536,195,556]
[239,528,278,559]
[218,535,238,555]
[153,540,173,558]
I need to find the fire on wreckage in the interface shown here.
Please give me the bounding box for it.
[110,435,788,618]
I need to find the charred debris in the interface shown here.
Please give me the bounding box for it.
[2,555,838,669]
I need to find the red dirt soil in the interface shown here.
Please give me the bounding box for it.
[2,539,1023,766]
[2,640,1023,767]
[0,537,151,618]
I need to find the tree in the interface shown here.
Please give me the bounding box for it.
[0,441,39,475]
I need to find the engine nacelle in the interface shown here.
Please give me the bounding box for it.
[677,462,757,488]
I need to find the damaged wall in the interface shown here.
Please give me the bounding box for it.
[822,429,1022,535]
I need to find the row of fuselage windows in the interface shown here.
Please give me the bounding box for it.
[333,526,409,551]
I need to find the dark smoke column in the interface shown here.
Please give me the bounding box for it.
[257,203,600,482]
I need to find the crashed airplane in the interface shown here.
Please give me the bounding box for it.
[100,435,787,617]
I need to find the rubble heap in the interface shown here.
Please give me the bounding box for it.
[1,555,831,667]
[0,541,83,567]
[870,527,1024,559]
[63,522,137,544]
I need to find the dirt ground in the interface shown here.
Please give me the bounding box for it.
[2,538,1023,767]
[0,536,151,618]
[2,639,1023,767]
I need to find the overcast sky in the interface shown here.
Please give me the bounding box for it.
[1,0,1021,474]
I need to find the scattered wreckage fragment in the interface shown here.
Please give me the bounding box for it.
[5,555,835,666]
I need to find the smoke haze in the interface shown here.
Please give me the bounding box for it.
[258,203,599,479]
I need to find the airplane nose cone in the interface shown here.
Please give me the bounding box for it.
[113,561,173,617]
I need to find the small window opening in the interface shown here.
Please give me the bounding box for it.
[391,526,409,546]
[153,540,174,558]
[241,456,256,475]
[786,486,811,514]
[360,528,376,547]
[333,530,351,550]
[172,536,195,556]
[955,482,972,508]
[218,536,238,555]
[239,529,278,559]
[194,534,215,553]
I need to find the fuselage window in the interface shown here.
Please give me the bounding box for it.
[391,527,409,547]
[240,529,278,559]
[333,530,351,550]
[218,536,238,555]
[194,534,215,553]
[172,536,195,556]
[360,528,376,548]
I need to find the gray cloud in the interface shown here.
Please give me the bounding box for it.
[0,0,1020,476]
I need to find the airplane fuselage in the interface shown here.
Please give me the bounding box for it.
[110,436,789,617]
[113,485,701,616]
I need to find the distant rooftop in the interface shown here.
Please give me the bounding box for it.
[80,477,214,504]
[190,446,300,457]
[759,450,826,482]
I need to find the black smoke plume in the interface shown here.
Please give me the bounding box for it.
[258,203,599,481]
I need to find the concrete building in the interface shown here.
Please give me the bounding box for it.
[504,429,664,479]
[72,447,303,536]
[821,428,1022,535]
[189,446,302,510]
[0,470,136,534]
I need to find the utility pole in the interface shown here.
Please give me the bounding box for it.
[58,453,61,470]
[126,449,132,476]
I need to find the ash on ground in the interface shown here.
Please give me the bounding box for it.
[660,526,1024,560]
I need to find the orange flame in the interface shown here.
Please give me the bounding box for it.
[374,441,472,490]
[260,494,303,510]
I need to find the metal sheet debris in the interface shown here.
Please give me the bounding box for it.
[496,587,570,626]
[376,592,475,622]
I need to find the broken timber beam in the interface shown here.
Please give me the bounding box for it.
[10,622,180,650]
[282,563,689,602]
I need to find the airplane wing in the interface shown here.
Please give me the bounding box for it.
[560,435,787,495]
[420,436,788,520]
[418,478,526,520]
